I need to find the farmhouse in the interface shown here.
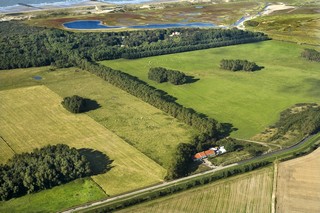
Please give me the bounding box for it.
[193,146,226,161]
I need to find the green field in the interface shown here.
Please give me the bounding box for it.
[0,178,106,213]
[0,67,196,168]
[117,167,274,213]
[102,40,320,139]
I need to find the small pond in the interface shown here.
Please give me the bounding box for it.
[33,76,42,80]
[63,20,216,30]
[63,20,121,29]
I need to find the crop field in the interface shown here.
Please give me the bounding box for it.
[0,178,106,213]
[0,67,196,168]
[118,167,274,213]
[103,40,320,139]
[276,148,320,213]
[0,86,166,196]
[0,136,15,163]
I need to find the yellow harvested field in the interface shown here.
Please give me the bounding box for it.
[118,167,274,213]
[276,148,320,213]
[0,86,166,195]
[0,136,14,163]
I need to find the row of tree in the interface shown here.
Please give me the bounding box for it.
[0,144,91,201]
[148,67,187,85]
[122,36,268,59]
[301,48,320,62]
[220,59,261,71]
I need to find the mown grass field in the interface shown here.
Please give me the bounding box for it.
[276,148,320,213]
[117,167,274,213]
[103,40,320,139]
[0,178,106,213]
[0,67,196,168]
[0,86,165,196]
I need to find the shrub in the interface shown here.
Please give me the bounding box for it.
[61,95,86,113]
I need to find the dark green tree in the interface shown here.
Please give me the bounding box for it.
[61,95,86,113]
[0,144,92,201]
[166,143,196,180]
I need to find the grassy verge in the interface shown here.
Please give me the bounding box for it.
[0,178,106,213]
[102,40,320,139]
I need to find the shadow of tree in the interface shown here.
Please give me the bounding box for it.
[253,65,264,71]
[185,75,200,84]
[219,123,238,138]
[83,99,101,112]
[187,160,204,174]
[78,148,113,175]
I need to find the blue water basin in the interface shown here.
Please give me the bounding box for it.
[63,20,216,30]
[63,20,121,29]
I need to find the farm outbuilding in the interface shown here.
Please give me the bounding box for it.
[193,146,227,161]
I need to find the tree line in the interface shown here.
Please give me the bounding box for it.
[148,67,188,85]
[121,36,268,59]
[220,59,261,71]
[0,144,91,201]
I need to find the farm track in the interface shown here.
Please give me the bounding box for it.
[235,138,282,152]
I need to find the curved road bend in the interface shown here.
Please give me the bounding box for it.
[62,134,317,213]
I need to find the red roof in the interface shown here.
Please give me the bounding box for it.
[193,151,206,159]
[204,149,215,156]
